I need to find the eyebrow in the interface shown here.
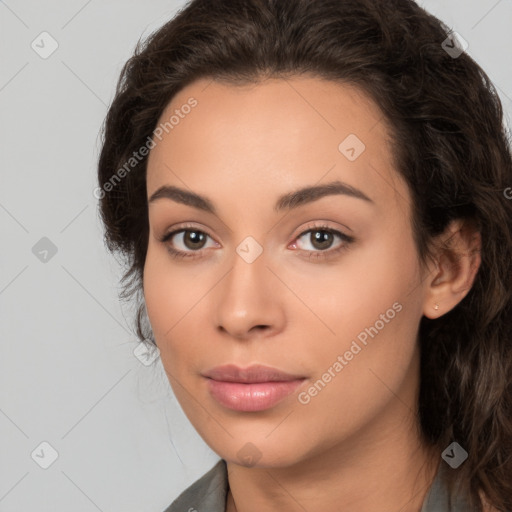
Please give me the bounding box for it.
[148,180,374,215]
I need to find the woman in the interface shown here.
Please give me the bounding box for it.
[96,0,512,511]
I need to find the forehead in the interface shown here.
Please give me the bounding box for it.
[146,76,409,215]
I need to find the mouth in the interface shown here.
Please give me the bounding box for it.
[202,364,307,411]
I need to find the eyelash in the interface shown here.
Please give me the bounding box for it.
[159,222,355,262]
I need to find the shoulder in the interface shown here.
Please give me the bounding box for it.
[162,459,229,512]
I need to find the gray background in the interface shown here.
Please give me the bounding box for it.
[1,1,511,511]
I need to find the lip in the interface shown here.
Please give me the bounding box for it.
[202,364,305,383]
[202,364,307,412]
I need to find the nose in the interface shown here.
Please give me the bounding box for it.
[213,245,286,340]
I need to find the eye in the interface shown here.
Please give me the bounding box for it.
[290,224,355,260]
[160,225,218,259]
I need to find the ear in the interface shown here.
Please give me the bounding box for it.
[422,218,482,319]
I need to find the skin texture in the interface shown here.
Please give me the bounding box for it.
[143,76,482,512]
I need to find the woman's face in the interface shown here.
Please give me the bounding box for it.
[144,76,433,468]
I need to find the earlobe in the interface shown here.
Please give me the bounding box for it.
[422,218,482,319]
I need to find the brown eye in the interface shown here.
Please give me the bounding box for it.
[292,225,355,261]
[161,227,216,257]
[181,230,207,250]
[296,228,341,252]
[309,230,335,250]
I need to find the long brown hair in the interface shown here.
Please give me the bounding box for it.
[97,0,512,509]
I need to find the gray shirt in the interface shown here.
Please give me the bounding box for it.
[163,459,476,512]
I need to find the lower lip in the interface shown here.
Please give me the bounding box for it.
[206,378,305,411]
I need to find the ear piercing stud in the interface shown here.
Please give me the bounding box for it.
[434,303,439,310]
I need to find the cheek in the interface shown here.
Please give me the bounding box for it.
[142,242,218,368]
[143,245,173,333]
[289,230,418,340]
[143,244,194,346]
[290,231,422,392]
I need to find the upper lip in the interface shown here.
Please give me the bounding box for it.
[202,364,305,383]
